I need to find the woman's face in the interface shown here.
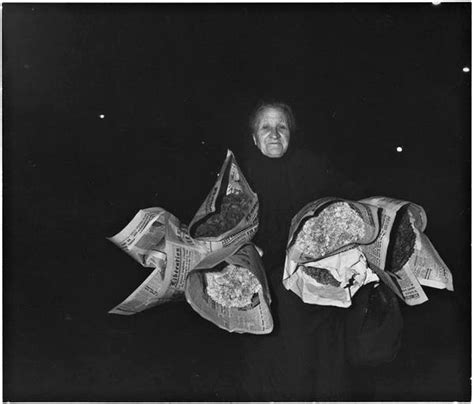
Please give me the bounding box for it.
[253,107,291,158]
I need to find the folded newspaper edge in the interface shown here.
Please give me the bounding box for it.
[107,208,205,315]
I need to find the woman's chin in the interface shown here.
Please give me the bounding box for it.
[267,153,283,158]
[263,145,287,158]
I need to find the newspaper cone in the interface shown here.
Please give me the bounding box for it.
[189,150,259,255]
[185,243,273,334]
[359,196,454,305]
[283,198,380,307]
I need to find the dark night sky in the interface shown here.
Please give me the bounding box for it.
[3,3,471,401]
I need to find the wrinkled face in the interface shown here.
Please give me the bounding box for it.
[253,107,291,158]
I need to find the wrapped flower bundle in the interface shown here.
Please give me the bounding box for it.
[285,196,454,308]
[284,198,380,308]
[108,150,261,319]
[186,243,273,334]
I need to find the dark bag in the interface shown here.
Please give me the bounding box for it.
[344,282,403,367]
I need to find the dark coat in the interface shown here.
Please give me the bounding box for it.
[236,143,354,401]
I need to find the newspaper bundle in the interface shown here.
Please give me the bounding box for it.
[185,243,273,334]
[107,150,265,330]
[359,196,454,306]
[283,198,381,307]
[283,196,454,308]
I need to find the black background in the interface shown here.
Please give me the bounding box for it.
[3,3,471,401]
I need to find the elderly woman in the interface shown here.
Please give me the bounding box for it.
[239,101,354,401]
[241,101,352,263]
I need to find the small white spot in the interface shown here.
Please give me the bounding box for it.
[32,7,35,11]
[396,146,403,152]
[201,140,205,145]
[432,0,441,4]
[99,114,105,119]
[463,67,470,73]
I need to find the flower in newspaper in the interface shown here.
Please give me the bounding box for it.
[386,206,416,273]
[300,266,342,287]
[294,202,366,259]
[205,264,261,308]
[195,191,252,237]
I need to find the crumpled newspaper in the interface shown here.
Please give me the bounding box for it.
[283,247,379,308]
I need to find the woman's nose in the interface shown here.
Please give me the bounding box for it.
[269,128,280,139]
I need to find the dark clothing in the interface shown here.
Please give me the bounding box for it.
[241,145,344,262]
[237,145,351,401]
